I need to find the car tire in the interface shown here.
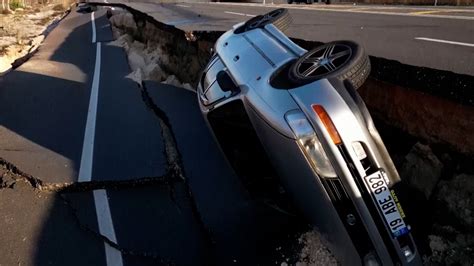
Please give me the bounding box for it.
[306,0,314,4]
[287,0,293,3]
[288,40,371,90]
[240,8,292,33]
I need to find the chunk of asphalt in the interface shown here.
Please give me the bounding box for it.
[61,186,193,265]
[0,173,106,266]
[94,10,115,43]
[92,41,167,181]
[144,82,307,264]
[0,10,97,184]
[106,184,211,265]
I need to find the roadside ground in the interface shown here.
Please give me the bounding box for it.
[0,2,74,73]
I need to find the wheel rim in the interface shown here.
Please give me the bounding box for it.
[247,9,284,29]
[295,43,352,78]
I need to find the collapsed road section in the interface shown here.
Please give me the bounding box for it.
[103,4,473,265]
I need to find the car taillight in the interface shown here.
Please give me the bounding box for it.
[285,110,337,178]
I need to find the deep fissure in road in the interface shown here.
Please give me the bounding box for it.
[138,80,215,262]
[0,156,172,193]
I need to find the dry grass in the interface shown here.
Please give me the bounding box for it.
[0,47,7,56]
[15,30,24,45]
[9,0,22,10]
[52,3,65,11]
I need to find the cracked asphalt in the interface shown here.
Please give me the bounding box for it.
[0,6,307,266]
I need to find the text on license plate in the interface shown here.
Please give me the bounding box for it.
[364,170,409,237]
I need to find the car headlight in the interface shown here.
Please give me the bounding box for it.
[285,110,337,178]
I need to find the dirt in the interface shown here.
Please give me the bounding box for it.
[107,9,215,86]
[296,231,338,266]
[0,5,66,74]
[109,15,195,91]
[378,120,474,265]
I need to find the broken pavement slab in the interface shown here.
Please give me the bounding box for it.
[0,167,107,266]
[145,81,309,264]
[0,9,167,184]
[0,10,98,184]
[92,40,167,182]
[63,182,211,265]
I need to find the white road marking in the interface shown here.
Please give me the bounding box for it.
[415,37,474,47]
[78,43,101,183]
[101,1,116,11]
[213,2,474,20]
[91,12,96,43]
[104,0,115,11]
[224,11,255,17]
[94,190,123,266]
[176,4,190,7]
[80,15,124,266]
[167,19,202,26]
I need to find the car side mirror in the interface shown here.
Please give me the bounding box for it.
[216,71,239,93]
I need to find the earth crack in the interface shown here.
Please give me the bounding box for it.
[59,193,174,265]
[139,82,184,180]
[139,81,215,262]
[0,157,173,193]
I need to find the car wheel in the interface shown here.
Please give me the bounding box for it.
[306,0,314,4]
[288,41,371,89]
[287,0,293,3]
[241,8,292,33]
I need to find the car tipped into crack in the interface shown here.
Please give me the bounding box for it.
[198,8,422,266]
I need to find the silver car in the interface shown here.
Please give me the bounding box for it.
[198,9,422,266]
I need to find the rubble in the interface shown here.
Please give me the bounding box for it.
[396,144,474,265]
[296,230,338,266]
[437,174,474,228]
[108,11,214,86]
[425,227,474,266]
[108,20,192,90]
[400,142,444,199]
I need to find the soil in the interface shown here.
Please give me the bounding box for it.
[0,4,66,73]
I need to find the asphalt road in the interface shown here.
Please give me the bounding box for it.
[110,1,474,75]
[0,6,307,266]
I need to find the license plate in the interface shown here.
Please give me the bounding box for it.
[364,170,409,237]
